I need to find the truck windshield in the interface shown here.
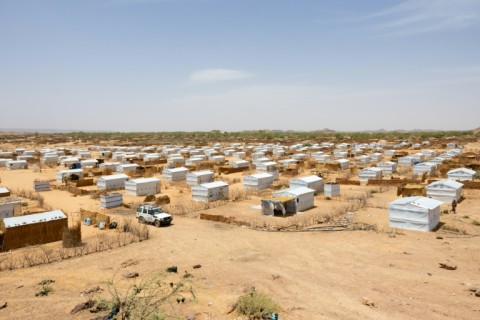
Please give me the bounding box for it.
[150,207,163,214]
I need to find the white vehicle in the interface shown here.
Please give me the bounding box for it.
[136,204,173,227]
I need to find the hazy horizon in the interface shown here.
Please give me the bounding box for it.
[1,0,479,132]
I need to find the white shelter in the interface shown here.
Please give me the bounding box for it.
[0,197,22,219]
[232,151,246,159]
[80,159,99,168]
[56,169,84,182]
[116,163,139,172]
[125,178,161,196]
[359,167,383,181]
[388,196,441,231]
[256,161,279,180]
[426,179,463,203]
[289,175,323,194]
[336,159,350,170]
[413,162,436,175]
[192,181,229,202]
[447,168,476,181]
[273,187,315,213]
[163,167,189,181]
[97,173,129,190]
[398,156,415,166]
[355,155,371,165]
[376,161,397,174]
[243,173,274,190]
[6,160,28,170]
[230,160,249,168]
[324,183,340,197]
[186,170,214,186]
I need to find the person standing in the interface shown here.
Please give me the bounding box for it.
[451,199,457,214]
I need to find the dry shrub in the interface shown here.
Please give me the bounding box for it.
[236,289,278,319]
[11,187,45,206]
[103,272,190,320]
[62,221,82,248]
[0,219,150,272]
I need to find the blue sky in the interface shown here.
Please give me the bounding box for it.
[1,0,479,132]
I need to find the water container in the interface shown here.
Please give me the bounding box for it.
[83,217,92,225]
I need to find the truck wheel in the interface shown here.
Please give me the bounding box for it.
[139,217,146,224]
[154,220,161,228]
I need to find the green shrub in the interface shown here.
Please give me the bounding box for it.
[36,285,53,297]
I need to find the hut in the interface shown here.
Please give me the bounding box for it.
[273,187,315,213]
[291,153,307,161]
[6,160,28,170]
[413,162,436,175]
[355,155,371,165]
[167,156,185,166]
[116,163,139,172]
[359,167,383,181]
[163,167,189,181]
[289,175,323,194]
[377,161,397,175]
[99,162,121,171]
[60,157,80,167]
[0,151,13,158]
[100,193,123,209]
[210,155,225,163]
[0,158,10,167]
[243,173,275,190]
[0,197,22,219]
[447,168,476,181]
[231,160,249,168]
[232,151,246,159]
[426,179,463,203]
[388,197,441,232]
[412,153,427,162]
[125,177,161,196]
[336,159,350,170]
[324,182,340,197]
[186,170,214,186]
[398,156,415,166]
[56,169,84,182]
[0,187,11,198]
[97,173,129,190]
[80,159,99,168]
[256,161,279,180]
[0,210,68,251]
[42,154,59,164]
[186,157,203,165]
[192,181,229,202]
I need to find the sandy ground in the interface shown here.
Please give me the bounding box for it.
[0,143,479,319]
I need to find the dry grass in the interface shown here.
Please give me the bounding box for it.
[0,219,150,272]
[11,187,45,207]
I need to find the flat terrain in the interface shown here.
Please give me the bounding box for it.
[0,139,479,319]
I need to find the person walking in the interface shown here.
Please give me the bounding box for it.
[451,199,457,214]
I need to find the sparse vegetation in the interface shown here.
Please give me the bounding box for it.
[102,272,190,320]
[236,288,279,319]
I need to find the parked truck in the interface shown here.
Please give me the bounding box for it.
[135,204,173,227]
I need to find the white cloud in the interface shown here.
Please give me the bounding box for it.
[366,0,480,36]
[189,69,252,83]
